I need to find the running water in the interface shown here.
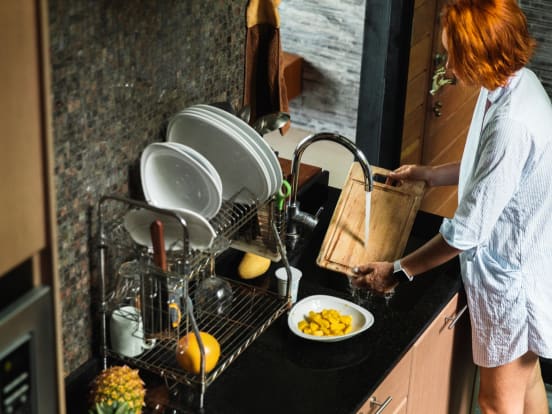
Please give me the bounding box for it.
[364,190,371,247]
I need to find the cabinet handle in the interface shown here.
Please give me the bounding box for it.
[370,396,392,413]
[445,304,468,329]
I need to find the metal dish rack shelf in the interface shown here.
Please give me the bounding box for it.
[97,193,289,408]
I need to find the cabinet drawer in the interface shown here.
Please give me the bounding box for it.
[357,351,412,414]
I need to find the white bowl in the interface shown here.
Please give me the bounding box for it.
[140,142,222,219]
[287,295,374,342]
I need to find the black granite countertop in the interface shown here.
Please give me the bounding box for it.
[67,186,462,414]
[179,187,462,414]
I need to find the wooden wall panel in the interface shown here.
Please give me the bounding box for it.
[407,35,433,82]
[404,72,429,118]
[404,0,479,218]
[400,0,438,167]
[401,105,426,164]
[411,0,436,45]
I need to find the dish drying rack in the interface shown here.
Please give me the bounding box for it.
[97,191,291,409]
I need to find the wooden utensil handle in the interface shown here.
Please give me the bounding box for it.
[150,219,167,272]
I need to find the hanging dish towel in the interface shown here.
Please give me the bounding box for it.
[244,0,290,134]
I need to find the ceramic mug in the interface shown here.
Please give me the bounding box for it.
[110,305,156,357]
[275,266,302,303]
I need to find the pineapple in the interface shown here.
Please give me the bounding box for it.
[89,365,146,414]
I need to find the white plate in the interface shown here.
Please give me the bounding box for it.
[123,208,216,251]
[183,106,275,198]
[163,142,223,196]
[288,295,374,342]
[167,110,270,204]
[195,104,282,195]
[140,143,222,219]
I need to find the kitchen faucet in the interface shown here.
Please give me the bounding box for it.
[286,132,373,247]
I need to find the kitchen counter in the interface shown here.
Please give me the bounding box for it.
[66,186,463,414]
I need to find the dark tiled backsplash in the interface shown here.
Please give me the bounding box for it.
[521,0,552,94]
[49,0,248,375]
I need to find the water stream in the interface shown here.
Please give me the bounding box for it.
[364,190,371,247]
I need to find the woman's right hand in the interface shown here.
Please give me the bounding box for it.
[388,164,435,186]
[387,162,460,187]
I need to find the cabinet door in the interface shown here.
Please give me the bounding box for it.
[357,351,412,414]
[406,293,476,414]
[0,0,47,275]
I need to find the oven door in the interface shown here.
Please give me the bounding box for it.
[0,286,58,413]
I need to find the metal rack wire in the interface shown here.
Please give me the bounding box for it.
[97,192,289,409]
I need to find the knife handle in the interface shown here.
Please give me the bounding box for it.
[150,219,167,272]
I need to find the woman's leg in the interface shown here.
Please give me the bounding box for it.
[524,358,549,414]
[478,351,548,414]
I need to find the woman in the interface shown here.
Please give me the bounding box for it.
[352,0,552,412]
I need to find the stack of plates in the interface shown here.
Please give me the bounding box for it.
[166,104,282,204]
[136,104,282,251]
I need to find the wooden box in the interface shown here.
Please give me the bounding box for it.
[283,52,303,100]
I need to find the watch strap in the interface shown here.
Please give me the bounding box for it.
[393,259,413,282]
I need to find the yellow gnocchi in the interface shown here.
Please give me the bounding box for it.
[297,308,354,337]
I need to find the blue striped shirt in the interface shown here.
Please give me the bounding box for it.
[440,68,552,367]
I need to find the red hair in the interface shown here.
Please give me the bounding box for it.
[441,0,536,90]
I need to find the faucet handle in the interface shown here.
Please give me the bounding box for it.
[314,206,324,220]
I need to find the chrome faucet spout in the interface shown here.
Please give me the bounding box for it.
[287,132,373,243]
[290,132,373,205]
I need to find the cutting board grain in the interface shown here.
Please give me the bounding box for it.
[317,163,425,275]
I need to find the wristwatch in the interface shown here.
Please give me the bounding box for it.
[393,259,413,282]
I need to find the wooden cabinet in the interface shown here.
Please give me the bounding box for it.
[407,292,476,413]
[0,0,48,276]
[358,352,412,414]
[358,293,475,414]
[0,0,65,411]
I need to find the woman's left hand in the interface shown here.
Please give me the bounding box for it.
[351,262,398,294]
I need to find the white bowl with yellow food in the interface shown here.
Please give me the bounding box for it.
[288,295,374,342]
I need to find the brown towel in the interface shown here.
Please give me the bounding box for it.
[244,0,290,135]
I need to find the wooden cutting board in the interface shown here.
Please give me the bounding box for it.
[317,162,426,275]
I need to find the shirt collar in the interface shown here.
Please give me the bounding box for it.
[486,68,524,104]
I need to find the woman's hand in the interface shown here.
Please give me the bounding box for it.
[351,262,398,295]
[387,162,460,187]
[388,164,434,186]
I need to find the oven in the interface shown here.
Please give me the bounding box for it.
[0,286,58,413]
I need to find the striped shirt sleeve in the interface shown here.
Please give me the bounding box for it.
[440,117,532,250]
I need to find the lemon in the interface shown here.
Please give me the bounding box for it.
[238,252,271,279]
[176,332,221,374]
